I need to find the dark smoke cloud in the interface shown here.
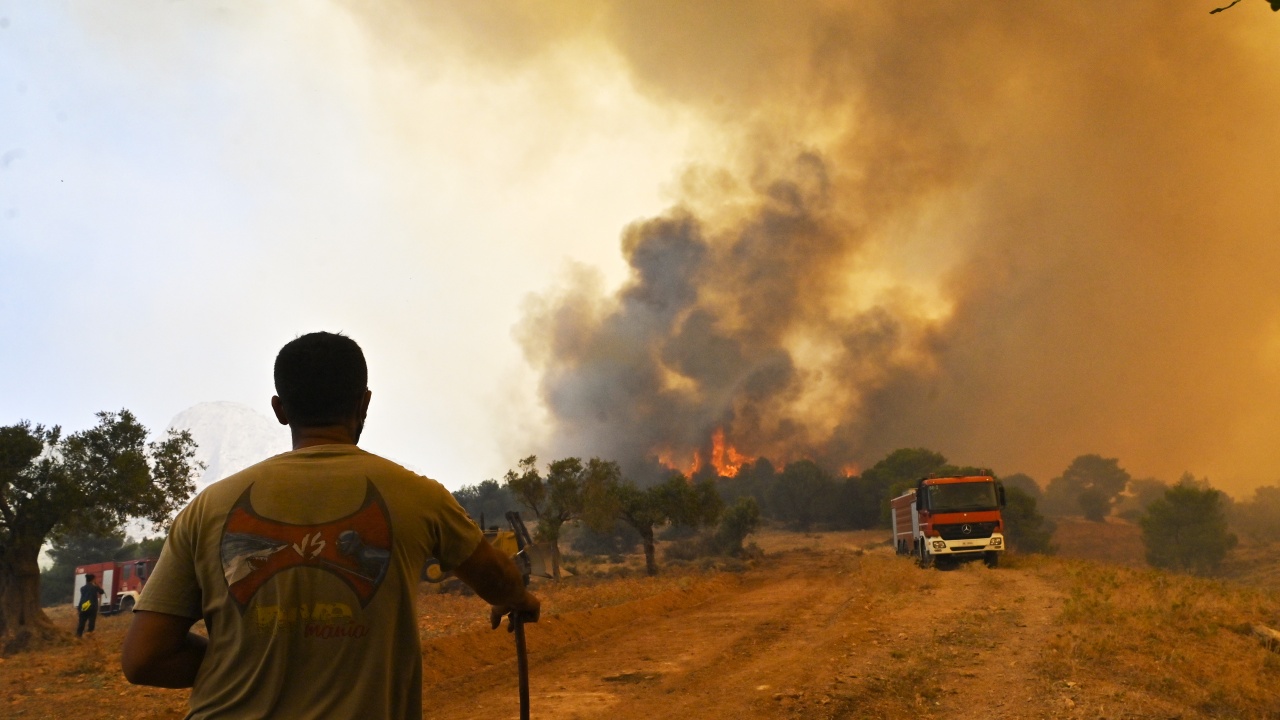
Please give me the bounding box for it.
[518,153,940,478]
[360,1,1280,492]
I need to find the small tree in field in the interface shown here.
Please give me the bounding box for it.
[1140,484,1236,575]
[0,411,200,652]
[504,456,619,579]
[713,496,761,556]
[603,474,722,576]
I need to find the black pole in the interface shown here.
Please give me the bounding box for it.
[507,512,533,720]
[512,612,530,720]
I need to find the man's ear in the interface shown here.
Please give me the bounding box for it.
[270,396,289,426]
[360,389,372,419]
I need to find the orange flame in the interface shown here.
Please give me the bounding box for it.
[657,448,701,476]
[655,429,749,477]
[710,428,750,477]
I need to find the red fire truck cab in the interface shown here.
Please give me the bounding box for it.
[891,475,1006,568]
[73,557,156,614]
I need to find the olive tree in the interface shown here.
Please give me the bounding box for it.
[504,456,619,579]
[0,411,199,652]
[601,473,721,576]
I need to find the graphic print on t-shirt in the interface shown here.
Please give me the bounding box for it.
[219,480,393,608]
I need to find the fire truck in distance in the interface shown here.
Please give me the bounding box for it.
[74,558,156,614]
[892,475,1006,568]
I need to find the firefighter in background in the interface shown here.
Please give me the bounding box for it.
[77,573,106,637]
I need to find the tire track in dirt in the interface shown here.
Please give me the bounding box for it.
[421,546,1070,719]
[804,553,1071,719]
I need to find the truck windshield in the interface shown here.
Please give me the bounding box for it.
[927,482,998,512]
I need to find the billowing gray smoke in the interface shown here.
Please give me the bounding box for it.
[359,1,1280,492]
[518,152,938,478]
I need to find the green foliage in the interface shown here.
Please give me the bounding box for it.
[0,412,201,542]
[713,496,761,556]
[604,473,723,575]
[852,448,948,528]
[504,456,546,519]
[1140,484,1237,575]
[767,459,837,530]
[717,457,776,505]
[1114,477,1168,521]
[1078,488,1110,522]
[0,411,200,539]
[712,448,1005,533]
[569,520,640,556]
[1043,454,1131,518]
[502,455,622,577]
[1000,473,1041,500]
[1229,483,1280,544]
[1002,487,1056,554]
[452,479,517,530]
[122,536,166,559]
[611,474,720,533]
[2,411,200,644]
[715,448,966,531]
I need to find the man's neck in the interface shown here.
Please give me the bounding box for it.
[289,425,359,450]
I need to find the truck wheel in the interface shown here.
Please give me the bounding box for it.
[120,596,135,613]
[984,551,999,569]
[916,541,933,569]
[422,559,447,583]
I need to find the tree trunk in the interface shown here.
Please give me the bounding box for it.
[0,541,64,653]
[641,527,657,576]
[550,539,562,581]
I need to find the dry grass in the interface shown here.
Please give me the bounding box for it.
[5,528,1280,719]
[1036,558,1280,718]
[1051,516,1146,567]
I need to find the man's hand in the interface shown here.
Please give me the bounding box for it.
[453,538,542,631]
[489,594,541,631]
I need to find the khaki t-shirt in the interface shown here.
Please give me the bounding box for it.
[138,444,483,720]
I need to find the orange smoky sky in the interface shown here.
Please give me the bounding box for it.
[358,2,1280,495]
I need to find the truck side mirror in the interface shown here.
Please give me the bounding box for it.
[996,482,1006,507]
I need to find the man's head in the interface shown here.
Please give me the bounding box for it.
[86,574,95,582]
[272,332,370,438]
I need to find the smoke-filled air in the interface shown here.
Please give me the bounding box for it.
[362,2,1280,492]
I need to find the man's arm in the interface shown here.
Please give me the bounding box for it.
[121,611,208,688]
[452,538,541,629]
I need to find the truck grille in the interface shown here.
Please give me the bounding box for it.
[935,522,997,540]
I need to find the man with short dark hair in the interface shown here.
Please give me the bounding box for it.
[121,331,539,719]
[76,573,105,637]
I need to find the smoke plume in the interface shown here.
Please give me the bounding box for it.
[364,2,1280,491]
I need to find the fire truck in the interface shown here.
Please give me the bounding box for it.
[891,475,1006,568]
[73,558,156,614]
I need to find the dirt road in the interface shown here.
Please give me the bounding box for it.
[13,528,1271,719]
[422,534,1070,720]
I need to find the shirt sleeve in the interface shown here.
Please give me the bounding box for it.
[136,499,205,619]
[425,481,485,572]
